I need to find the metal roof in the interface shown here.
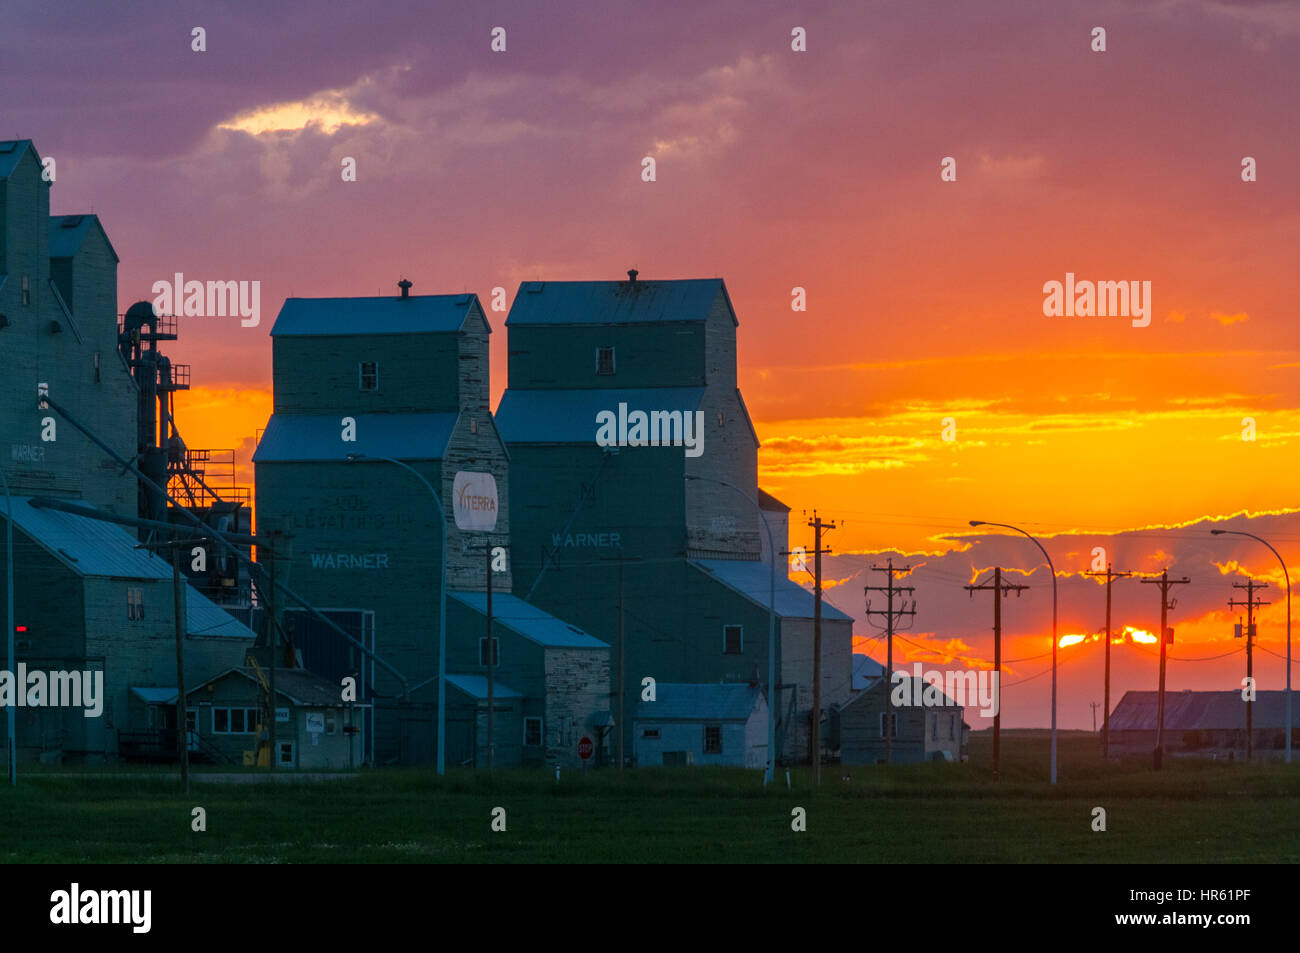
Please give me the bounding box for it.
[852,654,886,691]
[253,412,458,463]
[271,294,480,337]
[633,682,765,722]
[690,558,855,623]
[131,686,178,705]
[187,587,256,640]
[7,496,172,579]
[506,278,729,326]
[0,140,38,180]
[1108,690,1291,731]
[450,592,608,648]
[758,489,790,513]
[187,667,350,707]
[48,214,119,263]
[445,674,524,700]
[496,387,706,444]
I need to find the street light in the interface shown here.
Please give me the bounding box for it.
[2,465,14,785]
[1211,528,1291,763]
[686,474,778,783]
[346,453,448,775]
[971,519,1059,784]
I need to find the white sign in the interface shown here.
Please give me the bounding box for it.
[305,712,325,734]
[453,471,498,532]
[276,707,290,723]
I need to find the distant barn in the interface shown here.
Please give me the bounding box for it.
[1108,689,1298,760]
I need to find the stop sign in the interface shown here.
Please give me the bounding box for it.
[578,736,594,760]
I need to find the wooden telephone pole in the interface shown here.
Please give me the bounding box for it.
[865,559,916,765]
[964,568,1026,779]
[600,554,641,770]
[805,512,837,786]
[1142,569,1190,770]
[1228,579,1268,761]
[1084,564,1131,762]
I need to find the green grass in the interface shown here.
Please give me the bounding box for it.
[2,731,1297,862]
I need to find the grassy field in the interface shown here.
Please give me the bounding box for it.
[2,731,1297,863]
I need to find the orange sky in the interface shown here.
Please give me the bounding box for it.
[20,0,1297,728]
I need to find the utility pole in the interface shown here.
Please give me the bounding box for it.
[1085,564,1131,762]
[806,512,837,786]
[600,554,642,770]
[172,544,189,792]
[267,531,279,771]
[865,559,916,766]
[486,541,494,771]
[964,567,1026,780]
[1090,702,1100,733]
[135,534,209,794]
[1229,579,1268,761]
[1142,569,1190,770]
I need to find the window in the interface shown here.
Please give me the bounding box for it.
[523,717,542,746]
[212,706,260,734]
[596,346,615,376]
[21,276,30,306]
[880,712,897,739]
[717,411,724,427]
[723,625,743,655]
[325,712,337,736]
[126,587,144,621]
[703,724,722,754]
[278,741,294,766]
[642,728,660,739]
[93,352,101,383]
[479,636,500,667]
[358,361,378,391]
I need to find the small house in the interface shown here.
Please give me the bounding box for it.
[186,666,366,769]
[633,682,769,769]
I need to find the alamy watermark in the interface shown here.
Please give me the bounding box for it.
[892,663,999,717]
[595,403,705,458]
[0,666,104,717]
[151,272,261,327]
[1042,272,1151,328]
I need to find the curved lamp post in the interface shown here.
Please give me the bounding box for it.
[347,453,448,774]
[686,474,777,783]
[1211,529,1291,763]
[971,519,1058,784]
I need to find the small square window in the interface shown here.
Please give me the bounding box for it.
[596,346,615,376]
[21,276,30,306]
[479,636,499,667]
[524,717,542,746]
[325,712,337,735]
[359,361,378,391]
[642,728,660,739]
[703,724,722,754]
[723,625,742,655]
[880,712,896,739]
[278,741,294,764]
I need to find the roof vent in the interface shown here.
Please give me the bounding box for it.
[627,269,638,284]
[398,278,413,299]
